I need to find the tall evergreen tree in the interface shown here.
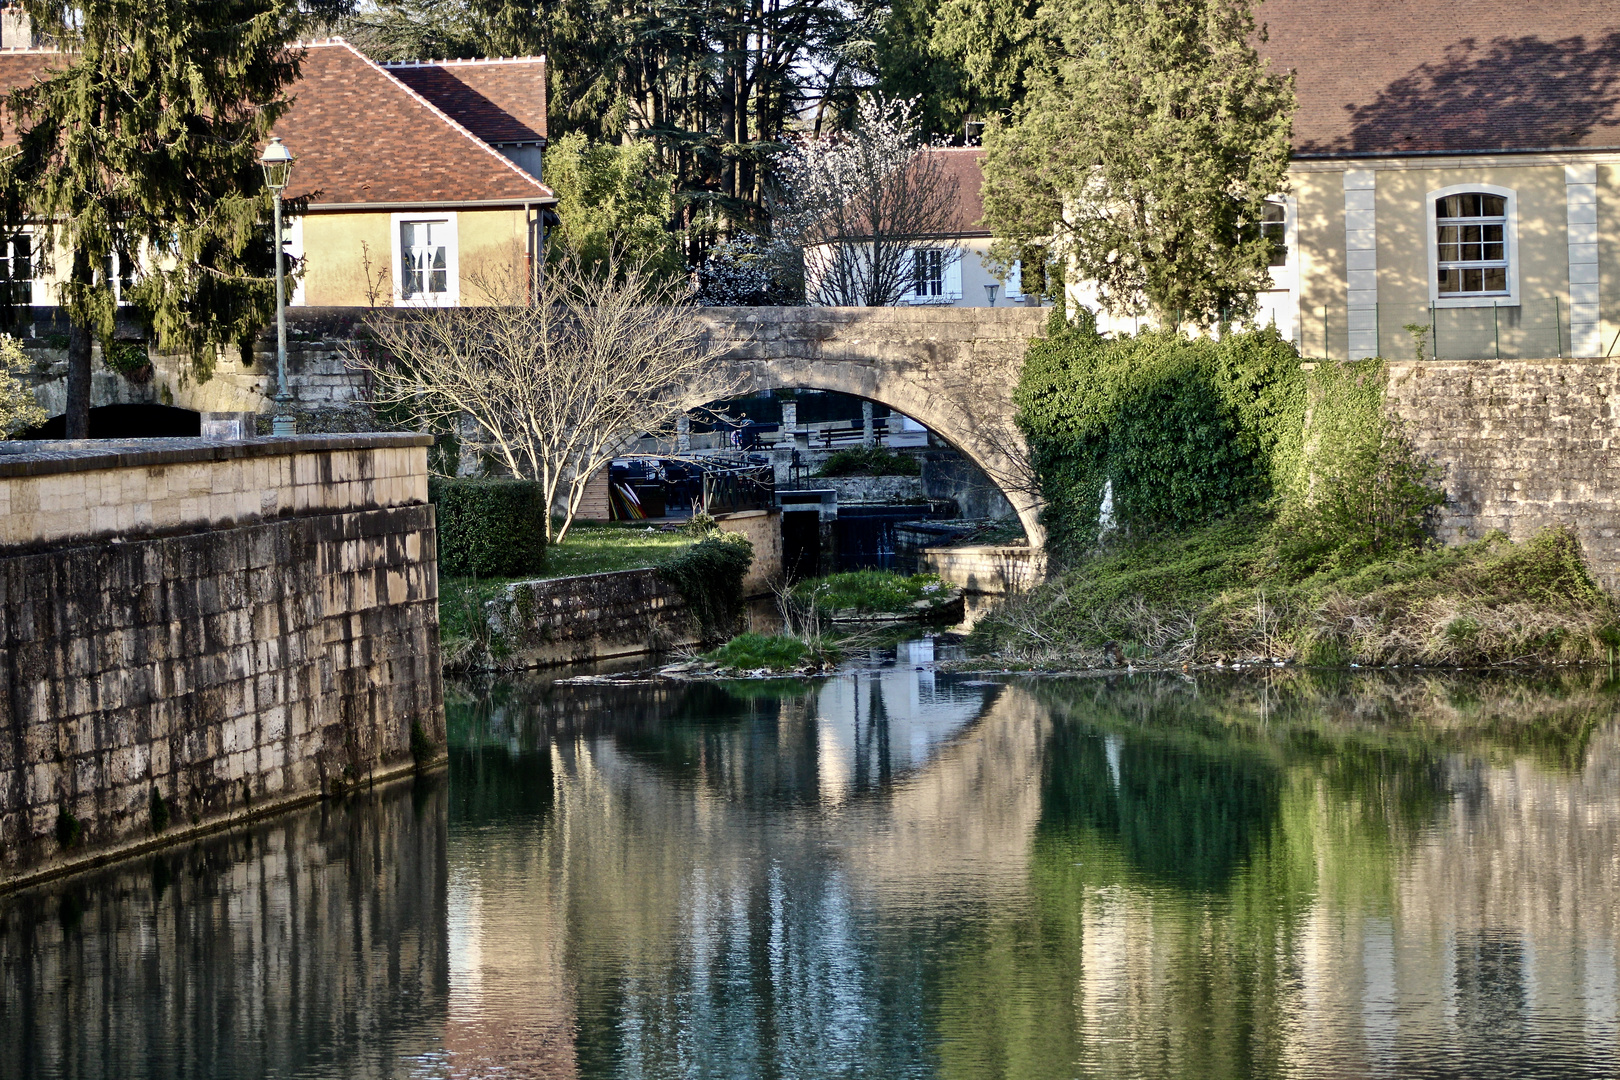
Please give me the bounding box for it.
[2,1,301,438]
[980,0,1294,326]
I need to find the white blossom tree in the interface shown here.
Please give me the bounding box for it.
[350,253,744,543]
[0,337,45,437]
[769,95,961,307]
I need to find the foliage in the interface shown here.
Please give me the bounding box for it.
[972,521,1619,668]
[543,132,683,280]
[353,252,741,542]
[815,446,921,477]
[428,476,548,578]
[103,339,152,382]
[768,94,960,307]
[703,632,814,672]
[695,233,801,306]
[149,786,170,834]
[1275,360,1445,569]
[1,1,301,436]
[875,0,1047,141]
[1016,318,1308,553]
[337,0,877,264]
[658,532,754,640]
[979,0,1294,325]
[0,336,45,437]
[792,570,951,613]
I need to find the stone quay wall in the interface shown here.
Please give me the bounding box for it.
[1384,359,1620,594]
[490,569,700,669]
[0,434,443,890]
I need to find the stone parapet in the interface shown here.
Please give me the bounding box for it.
[0,434,431,550]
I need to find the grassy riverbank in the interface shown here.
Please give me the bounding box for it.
[971,521,1620,668]
[438,523,695,649]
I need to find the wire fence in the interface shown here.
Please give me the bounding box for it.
[1306,296,1617,361]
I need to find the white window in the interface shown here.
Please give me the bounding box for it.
[100,241,134,305]
[392,213,459,305]
[0,231,31,308]
[905,247,962,304]
[1427,184,1518,307]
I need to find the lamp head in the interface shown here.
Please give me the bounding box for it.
[259,136,294,193]
[984,283,999,306]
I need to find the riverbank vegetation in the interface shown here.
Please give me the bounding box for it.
[972,315,1619,667]
[814,446,921,477]
[792,570,958,618]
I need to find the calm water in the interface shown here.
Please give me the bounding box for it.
[5,645,1620,1079]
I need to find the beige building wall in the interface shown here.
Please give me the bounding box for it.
[298,207,531,307]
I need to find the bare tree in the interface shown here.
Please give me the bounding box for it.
[350,253,744,543]
[769,95,961,307]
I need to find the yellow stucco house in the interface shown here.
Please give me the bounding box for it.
[0,37,557,314]
[1076,0,1620,360]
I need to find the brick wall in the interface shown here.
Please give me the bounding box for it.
[1384,359,1620,593]
[0,434,443,889]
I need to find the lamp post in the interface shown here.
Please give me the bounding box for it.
[260,136,295,436]
[984,283,998,306]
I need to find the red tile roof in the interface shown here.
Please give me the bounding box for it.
[276,41,553,207]
[1259,0,1620,155]
[0,49,63,144]
[931,148,989,237]
[383,57,546,144]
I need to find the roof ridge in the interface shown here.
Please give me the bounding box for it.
[311,38,552,201]
[382,55,547,67]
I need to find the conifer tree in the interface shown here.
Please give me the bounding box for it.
[1,1,302,437]
[980,0,1294,327]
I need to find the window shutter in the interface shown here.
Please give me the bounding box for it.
[1006,259,1023,299]
[944,248,962,300]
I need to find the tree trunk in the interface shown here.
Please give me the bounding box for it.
[64,319,92,439]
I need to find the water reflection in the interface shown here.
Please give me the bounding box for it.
[3,663,1619,1078]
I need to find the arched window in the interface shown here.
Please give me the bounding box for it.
[1427,184,1517,306]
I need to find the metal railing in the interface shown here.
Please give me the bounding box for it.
[1308,295,1615,361]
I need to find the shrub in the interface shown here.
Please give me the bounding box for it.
[428,476,548,578]
[659,532,754,639]
[815,446,921,477]
[1016,314,1307,553]
[704,632,812,670]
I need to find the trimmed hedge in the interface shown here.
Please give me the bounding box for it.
[428,476,548,578]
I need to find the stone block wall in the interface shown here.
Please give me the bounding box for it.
[0,434,442,889]
[490,569,701,669]
[922,544,1043,595]
[1384,359,1620,593]
[716,509,781,596]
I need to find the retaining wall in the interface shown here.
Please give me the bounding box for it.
[489,569,700,669]
[1385,359,1620,593]
[922,544,1043,595]
[0,434,442,889]
[716,509,781,596]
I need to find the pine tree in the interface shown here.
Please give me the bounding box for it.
[1,1,302,438]
[980,0,1294,327]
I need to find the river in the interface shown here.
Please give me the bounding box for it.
[4,641,1619,1078]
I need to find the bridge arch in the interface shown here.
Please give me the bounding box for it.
[700,306,1050,552]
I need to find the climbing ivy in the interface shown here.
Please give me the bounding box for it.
[1017,315,1443,569]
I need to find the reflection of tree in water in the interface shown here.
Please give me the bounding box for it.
[1039,721,1280,893]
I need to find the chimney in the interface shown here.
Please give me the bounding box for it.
[1,5,35,49]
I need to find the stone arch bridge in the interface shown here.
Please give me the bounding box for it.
[700,306,1050,547]
[27,304,1051,547]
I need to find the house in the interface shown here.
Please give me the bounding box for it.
[1075,0,1620,359]
[0,37,558,313]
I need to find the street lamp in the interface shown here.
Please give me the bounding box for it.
[984,283,998,306]
[260,136,295,436]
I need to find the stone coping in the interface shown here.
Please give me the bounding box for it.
[0,433,433,478]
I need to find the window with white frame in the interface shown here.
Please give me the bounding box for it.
[0,231,31,307]
[394,215,459,304]
[1433,190,1511,299]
